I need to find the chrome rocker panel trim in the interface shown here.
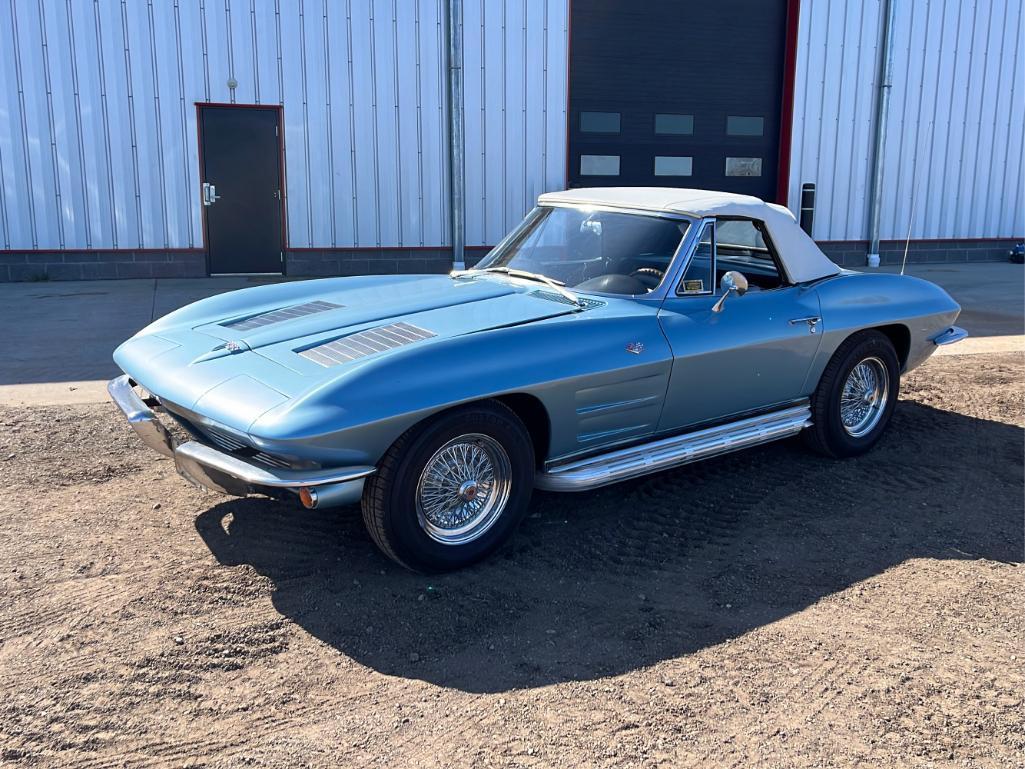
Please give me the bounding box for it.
[932,326,968,346]
[109,374,375,501]
[535,403,812,492]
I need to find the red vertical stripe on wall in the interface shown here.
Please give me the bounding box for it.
[776,0,802,206]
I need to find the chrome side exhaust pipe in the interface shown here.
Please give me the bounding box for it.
[298,478,366,509]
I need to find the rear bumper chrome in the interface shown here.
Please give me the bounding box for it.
[933,326,968,346]
[108,374,374,502]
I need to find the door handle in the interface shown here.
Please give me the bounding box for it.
[202,182,222,206]
[788,316,821,334]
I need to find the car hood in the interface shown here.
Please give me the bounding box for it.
[114,274,579,430]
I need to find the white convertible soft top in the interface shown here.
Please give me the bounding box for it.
[537,187,841,284]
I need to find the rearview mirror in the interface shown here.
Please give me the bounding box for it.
[712,270,749,313]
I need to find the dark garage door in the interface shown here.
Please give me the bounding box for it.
[568,0,789,201]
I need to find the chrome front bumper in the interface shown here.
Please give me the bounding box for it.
[107,375,374,506]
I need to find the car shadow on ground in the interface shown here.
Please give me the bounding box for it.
[194,402,1023,694]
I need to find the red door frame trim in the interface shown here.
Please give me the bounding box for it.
[194,102,289,275]
[775,0,802,206]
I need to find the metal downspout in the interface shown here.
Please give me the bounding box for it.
[445,0,466,271]
[866,0,897,268]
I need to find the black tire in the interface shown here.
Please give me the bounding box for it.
[361,400,535,572]
[804,330,901,458]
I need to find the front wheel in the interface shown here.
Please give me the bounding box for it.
[804,330,900,458]
[361,401,535,572]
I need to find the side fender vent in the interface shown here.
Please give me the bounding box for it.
[222,300,342,331]
[299,322,436,367]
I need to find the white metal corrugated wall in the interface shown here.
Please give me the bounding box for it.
[462,0,569,247]
[788,0,1025,242]
[0,0,569,252]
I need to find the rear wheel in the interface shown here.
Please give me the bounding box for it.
[361,401,535,572]
[804,330,900,458]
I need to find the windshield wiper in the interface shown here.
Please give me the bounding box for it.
[451,266,584,309]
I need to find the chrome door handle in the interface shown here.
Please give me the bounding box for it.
[789,316,821,334]
[202,182,221,206]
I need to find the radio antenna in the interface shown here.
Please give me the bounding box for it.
[900,174,918,276]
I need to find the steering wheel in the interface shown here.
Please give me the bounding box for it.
[630,267,665,289]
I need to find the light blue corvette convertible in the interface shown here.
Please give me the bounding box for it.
[110,188,966,571]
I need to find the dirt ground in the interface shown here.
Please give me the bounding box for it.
[0,352,1021,768]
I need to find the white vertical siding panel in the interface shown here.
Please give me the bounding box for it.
[352,0,385,244]
[176,0,206,246]
[226,0,255,104]
[301,1,333,247]
[395,2,422,244]
[42,2,87,247]
[462,0,568,247]
[150,0,190,248]
[13,1,58,247]
[503,0,527,232]
[123,0,165,248]
[371,0,400,246]
[201,0,233,104]
[524,0,545,213]
[252,0,280,104]
[791,0,1025,241]
[973,0,1011,236]
[462,0,485,247]
[480,2,503,244]
[953,0,990,237]
[885,0,924,240]
[1003,7,1025,235]
[278,2,310,246]
[98,0,141,247]
[0,0,32,247]
[325,0,357,247]
[543,0,569,197]
[416,0,447,247]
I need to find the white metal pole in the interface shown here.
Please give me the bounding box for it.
[445,0,466,271]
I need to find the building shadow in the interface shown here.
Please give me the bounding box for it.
[194,402,1023,693]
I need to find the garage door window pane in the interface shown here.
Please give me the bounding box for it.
[655,114,693,135]
[725,157,762,176]
[580,111,620,133]
[580,155,620,176]
[654,156,693,176]
[726,116,764,136]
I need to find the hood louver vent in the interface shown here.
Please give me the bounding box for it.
[299,322,436,367]
[530,290,605,310]
[222,300,342,331]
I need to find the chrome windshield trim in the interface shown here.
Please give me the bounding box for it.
[473,203,697,302]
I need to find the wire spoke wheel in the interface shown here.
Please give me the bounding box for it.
[840,356,890,437]
[415,433,513,546]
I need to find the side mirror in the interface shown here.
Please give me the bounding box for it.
[711,270,749,313]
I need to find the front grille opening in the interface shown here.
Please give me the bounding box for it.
[159,403,312,471]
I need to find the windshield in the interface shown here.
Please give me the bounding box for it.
[475,206,690,295]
